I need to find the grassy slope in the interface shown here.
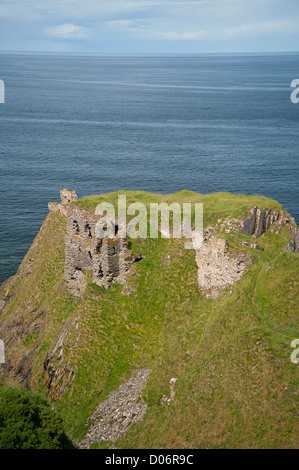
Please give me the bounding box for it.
[0,191,298,449]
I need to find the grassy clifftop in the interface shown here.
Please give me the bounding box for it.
[0,191,298,449]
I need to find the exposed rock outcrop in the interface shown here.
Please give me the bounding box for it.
[0,304,46,388]
[239,206,299,252]
[43,317,80,399]
[287,225,299,252]
[241,207,282,237]
[218,206,293,238]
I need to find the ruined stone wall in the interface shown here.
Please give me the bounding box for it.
[49,190,132,297]
[195,205,298,297]
[195,233,252,297]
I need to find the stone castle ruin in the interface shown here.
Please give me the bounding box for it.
[195,234,252,296]
[195,205,298,297]
[49,190,298,298]
[49,190,132,297]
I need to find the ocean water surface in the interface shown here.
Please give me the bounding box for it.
[0,52,298,284]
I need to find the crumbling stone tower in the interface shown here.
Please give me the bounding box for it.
[49,190,132,297]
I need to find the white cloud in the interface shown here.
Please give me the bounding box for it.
[0,0,273,21]
[1,0,299,51]
[105,18,207,40]
[104,10,299,42]
[222,18,299,38]
[46,24,89,39]
[151,31,207,40]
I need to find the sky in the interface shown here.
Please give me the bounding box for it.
[0,0,298,53]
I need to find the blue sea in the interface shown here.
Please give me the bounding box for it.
[0,52,298,285]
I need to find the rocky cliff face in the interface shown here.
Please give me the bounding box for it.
[240,206,279,237]
[239,206,299,252]
[239,206,295,239]
[0,190,298,449]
